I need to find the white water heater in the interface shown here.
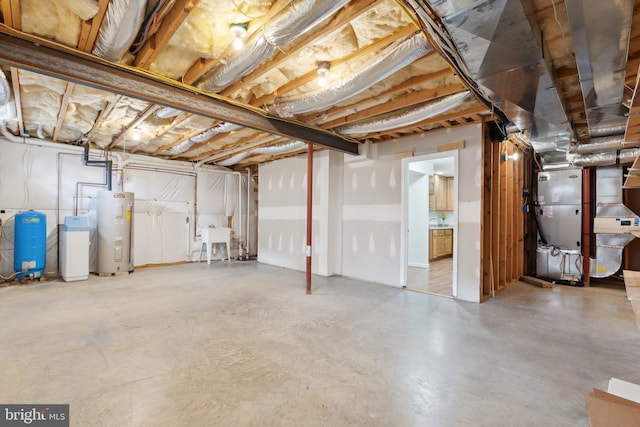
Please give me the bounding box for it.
[97,191,134,274]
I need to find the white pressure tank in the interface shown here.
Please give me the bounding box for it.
[97,191,134,274]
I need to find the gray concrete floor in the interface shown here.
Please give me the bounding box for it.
[0,262,638,426]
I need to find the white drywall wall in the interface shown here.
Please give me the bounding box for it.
[258,150,340,276]
[258,124,482,301]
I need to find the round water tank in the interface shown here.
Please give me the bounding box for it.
[14,210,46,278]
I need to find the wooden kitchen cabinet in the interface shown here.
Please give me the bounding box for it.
[430,175,454,212]
[429,228,453,260]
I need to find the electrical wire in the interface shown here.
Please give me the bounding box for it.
[230,0,264,19]
[550,0,573,58]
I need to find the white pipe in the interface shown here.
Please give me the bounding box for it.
[232,171,242,260]
[0,121,25,143]
[36,123,46,139]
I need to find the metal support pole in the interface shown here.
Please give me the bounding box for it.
[582,168,592,286]
[306,143,313,294]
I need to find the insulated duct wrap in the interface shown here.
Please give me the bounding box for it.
[165,122,242,154]
[92,0,148,62]
[155,107,182,119]
[0,71,9,106]
[198,0,349,92]
[215,152,250,167]
[270,34,432,116]
[573,136,627,154]
[215,141,307,166]
[336,91,472,135]
[569,148,640,168]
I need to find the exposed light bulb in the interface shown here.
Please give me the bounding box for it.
[317,61,330,86]
[230,23,247,51]
[512,151,520,160]
[131,132,142,142]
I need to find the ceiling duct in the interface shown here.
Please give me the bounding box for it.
[214,141,307,166]
[569,147,640,168]
[565,0,633,139]
[269,34,432,117]
[197,0,349,92]
[425,0,573,152]
[0,70,9,105]
[92,0,148,62]
[336,91,472,135]
[570,136,640,155]
[164,122,242,154]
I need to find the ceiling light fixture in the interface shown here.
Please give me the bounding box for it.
[317,61,330,87]
[230,23,248,51]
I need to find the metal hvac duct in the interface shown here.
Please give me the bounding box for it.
[424,0,573,151]
[0,70,9,105]
[215,140,307,166]
[568,148,640,168]
[93,0,148,62]
[335,91,472,135]
[197,0,349,92]
[591,167,638,278]
[164,122,242,154]
[269,34,432,117]
[565,0,634,138]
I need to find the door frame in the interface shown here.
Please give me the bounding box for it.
[400,151,459,297]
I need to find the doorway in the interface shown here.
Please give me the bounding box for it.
[402,152,458,298]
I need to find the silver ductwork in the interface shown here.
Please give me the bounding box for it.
[269,34,432,116]
[422,0,573,152]
[569,148,640,168]
[155,106,182,119]
[0,70,10,105]
[197,0,348,92]
[216,140,307,166]
[565,0,633,138]
[164,122,242,154]
[93,0,148,62]
[592,167,638,278]
[335,91,472,135]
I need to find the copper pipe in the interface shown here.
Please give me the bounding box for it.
[306,143,313,294]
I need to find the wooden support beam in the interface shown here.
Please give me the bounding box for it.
[505,142,514,283]
[0,27,360,154]
[9,67,23,136]
[78,0,110,52]
[516,149,524,278]
[520,276,553,288]
[52,82,75,142]
[2,0,21,30]
[498,143,507,290]
[491,142,501,294]
[135,0,200,69]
